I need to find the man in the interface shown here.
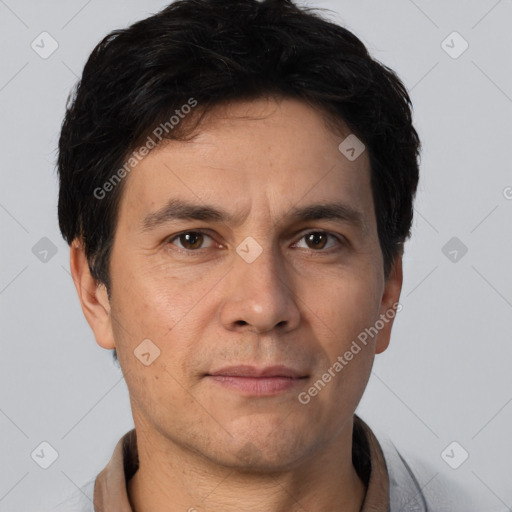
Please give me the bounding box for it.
[53,0,481,510]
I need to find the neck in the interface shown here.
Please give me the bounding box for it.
[127,419,366,512]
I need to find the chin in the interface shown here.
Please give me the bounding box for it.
[223,447,307,474]
[212,426,316,473]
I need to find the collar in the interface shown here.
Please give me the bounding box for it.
[93,414,390,511]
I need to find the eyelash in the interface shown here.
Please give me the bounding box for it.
[166,229,346,255]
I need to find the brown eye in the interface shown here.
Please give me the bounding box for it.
[295,231,342,251]
[168,231,214,251]
[305,232,328,249]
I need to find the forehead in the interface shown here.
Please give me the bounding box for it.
[118,97,374,230]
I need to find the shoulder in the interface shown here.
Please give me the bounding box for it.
[371,430,500,512]
[48,478,96,512]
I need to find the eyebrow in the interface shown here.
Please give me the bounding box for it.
[140,198,366,233]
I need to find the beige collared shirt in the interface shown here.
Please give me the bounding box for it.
[52,414,485,512]
[91,415,390,511]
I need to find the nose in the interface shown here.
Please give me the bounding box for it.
[219,243,301,335]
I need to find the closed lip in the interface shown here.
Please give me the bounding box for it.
[206,365,307,379]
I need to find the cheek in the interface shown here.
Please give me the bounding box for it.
[112,263,205,343]
[124,358,196,432]
[110,266,213,388]
[319,271,382,339]
[309,271,382,396]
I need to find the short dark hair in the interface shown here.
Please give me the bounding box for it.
[57,0,420,364]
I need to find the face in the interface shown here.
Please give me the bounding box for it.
[76,97,402,471]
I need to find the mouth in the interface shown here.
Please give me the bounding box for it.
[205,365,309,395]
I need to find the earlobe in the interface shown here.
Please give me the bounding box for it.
[69,239,116,350]
[375,254,403,355]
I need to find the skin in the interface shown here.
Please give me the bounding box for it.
[70,96,403,512]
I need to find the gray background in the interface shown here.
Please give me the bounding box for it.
[0,0,511,510]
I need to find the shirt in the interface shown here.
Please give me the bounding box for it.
[49,415,490,512]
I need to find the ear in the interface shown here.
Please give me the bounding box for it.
[375,253,403,355]
[69,239,116,350]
